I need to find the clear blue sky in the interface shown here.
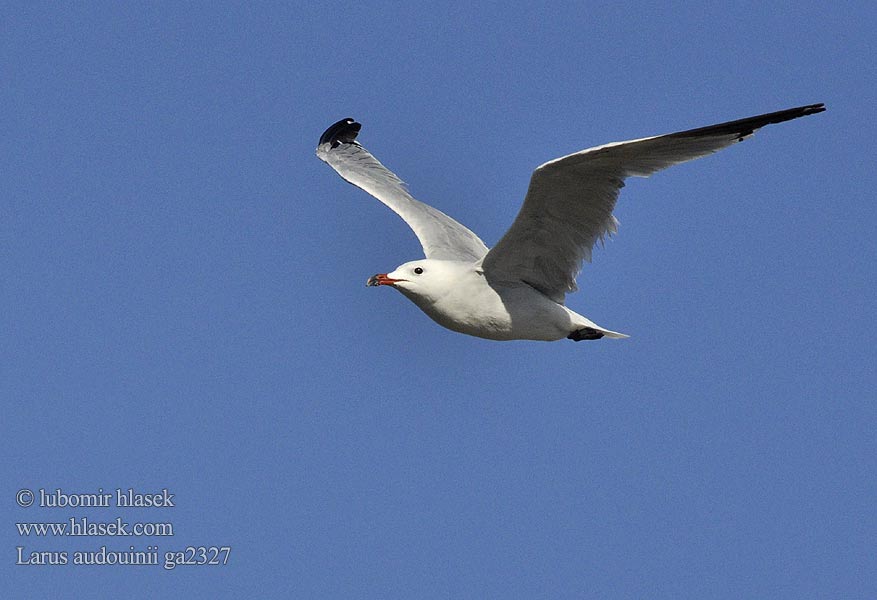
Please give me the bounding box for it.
[2,2,875,598]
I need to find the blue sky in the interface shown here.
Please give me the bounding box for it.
[2,2,875,598]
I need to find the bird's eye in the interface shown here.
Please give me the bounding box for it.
[414,267,424,275]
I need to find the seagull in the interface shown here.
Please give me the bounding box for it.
[316,104,825,342]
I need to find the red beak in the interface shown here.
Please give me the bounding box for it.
[366,273,405,287]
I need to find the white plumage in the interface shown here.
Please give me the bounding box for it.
[316,104,824,342]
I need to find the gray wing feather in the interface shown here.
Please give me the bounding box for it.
[482,103,825,303]
[316,119,488,262]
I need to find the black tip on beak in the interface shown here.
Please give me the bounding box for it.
[366,273,405,287]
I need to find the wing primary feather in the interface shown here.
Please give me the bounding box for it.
[669,103,825,141]
[319,118,361,148]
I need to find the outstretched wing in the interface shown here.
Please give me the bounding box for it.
[316,118,489,262]
[482,103,825,303]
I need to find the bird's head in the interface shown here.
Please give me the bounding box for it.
[366,259,465,305]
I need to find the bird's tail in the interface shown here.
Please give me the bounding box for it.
[598,327,629,339]
[566,312,629,341]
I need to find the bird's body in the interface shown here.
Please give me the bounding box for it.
[317,104,825,342]
[371,259,625,341]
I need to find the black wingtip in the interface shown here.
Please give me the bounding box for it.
[793,102,827,119]
[673,103,827,140]
[319,118,362,148]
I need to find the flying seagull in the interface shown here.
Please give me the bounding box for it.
[316,104,825,342]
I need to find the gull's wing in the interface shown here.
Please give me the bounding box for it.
[316,118,489,262]
[482,103,826,303]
